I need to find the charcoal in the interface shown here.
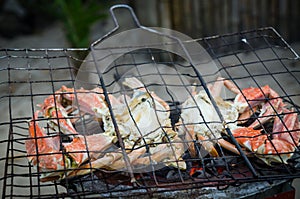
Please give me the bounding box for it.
[191,169,210,178]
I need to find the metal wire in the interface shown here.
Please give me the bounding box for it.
[0,6,299,198]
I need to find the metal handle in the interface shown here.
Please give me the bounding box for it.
[109,4,141,28]
[92,4,141,46]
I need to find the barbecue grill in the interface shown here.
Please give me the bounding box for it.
[1,4,300,199]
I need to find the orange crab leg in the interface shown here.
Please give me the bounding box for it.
[197,135,219,157]
[218,139,241,155]
[272,109,300,147]
[25,111,65,170]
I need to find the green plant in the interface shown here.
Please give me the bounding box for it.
[55,0,108,48]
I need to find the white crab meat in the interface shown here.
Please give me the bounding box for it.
[180,91,238,141]
[106,90,171,148]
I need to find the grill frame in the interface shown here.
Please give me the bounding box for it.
[1,5,300,199]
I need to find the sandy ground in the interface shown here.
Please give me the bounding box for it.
[0,21,300,198]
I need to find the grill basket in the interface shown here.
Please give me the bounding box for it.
[1,5,300,198]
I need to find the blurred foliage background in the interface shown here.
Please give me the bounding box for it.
[0,0,111,48]
[0,0,299,48]
[54,0,108,48]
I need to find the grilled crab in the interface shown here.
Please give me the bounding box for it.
[25,111,114,181]
[223,79,300,165]
[25,86,116,180]
[178,77,240,157]
[177,76,300,165]
[99,77,186,170]
[109,77,173,147]
[25,77,186,181]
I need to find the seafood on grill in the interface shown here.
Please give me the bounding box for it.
[223,79,300,165]
[177,76,299,165]
[223,80,285,126]
[71,77,186,177]
[25,78,186,181]
[39,85,113,135]
[25,86,116,180]
[25,111,115,180]
[106,77,186,168]
[177,77,240,157]
[110,77,173,146]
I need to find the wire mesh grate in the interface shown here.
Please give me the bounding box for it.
[0,26,299,198]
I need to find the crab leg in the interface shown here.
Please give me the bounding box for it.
[178,124,197,157]
[67,152,123,177]
[197,135,219,157]
[209,77,226,98]
[63,134,115,165]
[68,147,146,177]
[272,108,300,146]
[25,111,68,173]
[133,136,186,170]
[109,147,147,170]
[218,139,242,155]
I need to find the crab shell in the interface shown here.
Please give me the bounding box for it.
[179,91,238,141]
[256,139,296,164]
[105,90,172,148]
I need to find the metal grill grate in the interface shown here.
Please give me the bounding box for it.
[1,6,300,199]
